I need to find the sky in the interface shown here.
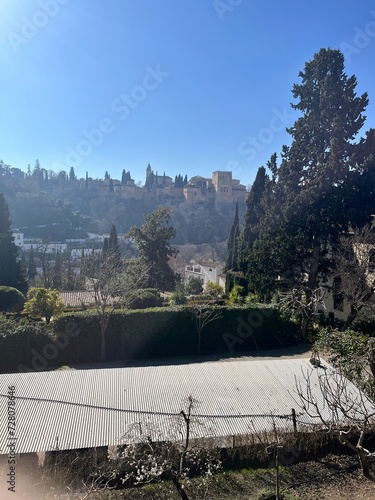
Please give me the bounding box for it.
[1,0,375,188]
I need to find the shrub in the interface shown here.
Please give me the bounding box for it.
[0,286,25,312]
[244,293,260,304]
[169,289,187,305]
[205,282,224,299]
[228,285,245,304]
[23,288,65,323]
[185,276,204,295]
[125,289,163,309]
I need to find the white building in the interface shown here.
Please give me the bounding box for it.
[185,261,225,289]
[12,231,24,247]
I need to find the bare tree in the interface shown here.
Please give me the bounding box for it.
[189,305,223,354]
[107,396,221,499]
[333,224,375,329]
[277,285,327,341]
[83,249,149,362]
[294,365,375,481]
[34,243,54,288]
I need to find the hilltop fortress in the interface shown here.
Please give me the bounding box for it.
[0,161,247,206]
[97,166,247,205]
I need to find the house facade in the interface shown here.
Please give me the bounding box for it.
[184,261,225,289]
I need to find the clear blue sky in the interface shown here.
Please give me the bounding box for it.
[1,0,375,187]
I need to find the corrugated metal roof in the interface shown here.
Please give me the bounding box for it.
[0,357,373,454]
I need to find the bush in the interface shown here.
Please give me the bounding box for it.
[205,282,224,299]
[23,287,65,323]
[125,289,163,309]
[0,286,25,312]
[228,285,245,304]
[169,289,187,305]
[244,293,260,304]
[185,276,204,295]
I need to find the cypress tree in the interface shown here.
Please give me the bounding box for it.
[0,193,28,293]
[28,246,37,282]
[109,224,121,265]
[102,237,109,260]
[121,169,127,184]
[238,165,267,273]
[69,166,76,181]
[53,252,62,290]
[225,202,240,272]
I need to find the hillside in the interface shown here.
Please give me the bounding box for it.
[0,163,245,244]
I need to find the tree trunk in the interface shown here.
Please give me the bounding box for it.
[342,291,371,330]
[300,315,309,343]
[357,446,375,482]
[300,240,321,342]
[100,315,110,363]
[339,432,375,482]
[171,474,189,500]
[342,305,360,330]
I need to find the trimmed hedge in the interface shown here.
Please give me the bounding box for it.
[0,286,25,313]
[125,288,163,309]
[0,320,54,373]
[0,306,299,372]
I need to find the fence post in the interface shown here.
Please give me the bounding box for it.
[292,408,297,432]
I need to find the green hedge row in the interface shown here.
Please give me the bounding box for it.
[0,320,54,373]
[0,306,299,372]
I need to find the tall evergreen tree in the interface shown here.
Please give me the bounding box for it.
[53,252,62,290]
[282,48,367,331]
[238,165,267,272]
[121,169,127,184]
[69,166,76,181]
[102,237,109,260]
[108,224,121,265]
[127,207,178,291]
[121,170,132,183]
[145,171,155,192]
[247,48,370,336]
[0,193,28,293]
[28,246,37,282]
[225,202,240,272]
[67,259,74,291]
